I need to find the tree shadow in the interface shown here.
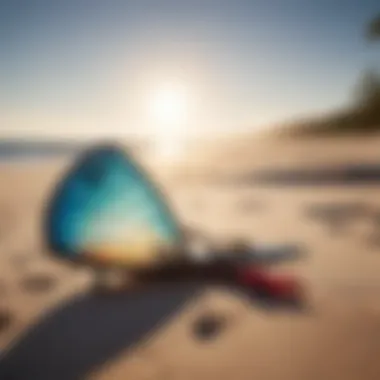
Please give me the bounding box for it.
[237,163,380,186]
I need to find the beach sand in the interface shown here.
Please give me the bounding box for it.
[1,135,380,379]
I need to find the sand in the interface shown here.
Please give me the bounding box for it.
[1,135,380,379]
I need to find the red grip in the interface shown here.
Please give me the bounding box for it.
[236,267,299,297]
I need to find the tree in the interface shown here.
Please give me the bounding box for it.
[361,14,380,108]
[366,14,380,41]
[355,69,380,107]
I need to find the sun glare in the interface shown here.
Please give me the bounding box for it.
[150,82,187,124]
[148,81,189,159]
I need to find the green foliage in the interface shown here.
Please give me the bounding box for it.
[355,69,380,109]
[285,70,380,137]
[281,13,380,137]
[367,14,380,41]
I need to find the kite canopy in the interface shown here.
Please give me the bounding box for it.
[45,143,184,269]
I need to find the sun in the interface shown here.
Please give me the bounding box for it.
[148,81,189,159]
[150,82,188,124]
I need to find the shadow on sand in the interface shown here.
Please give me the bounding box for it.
[0,282,306,380]
[232,162,380,186]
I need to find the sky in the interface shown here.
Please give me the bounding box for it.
[1,0,380,141]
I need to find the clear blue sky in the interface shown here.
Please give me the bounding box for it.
[1,0,380,139]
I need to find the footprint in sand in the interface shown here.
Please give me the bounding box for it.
[0,309,14,334]
[304,202,368,235]
[20,273,58,294]
[235,199,266,214]
[366,210,380,249]
[0,280,6,297]
[192,313,230,341]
